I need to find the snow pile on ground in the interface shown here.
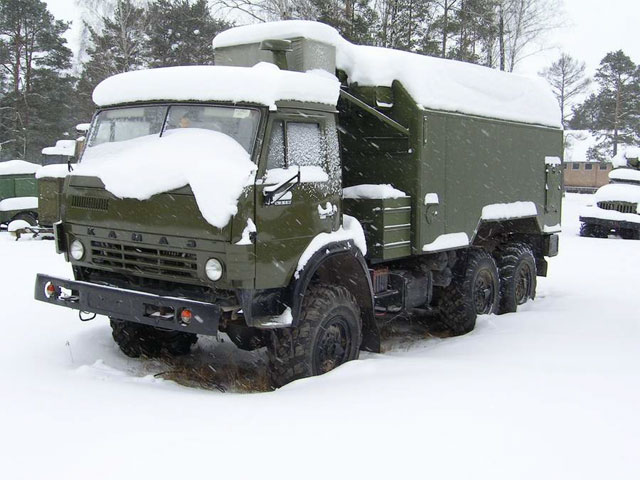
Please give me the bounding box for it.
[42,140,77,157]
[213,21,560,128]
[92,63,340,109]
[0,196,38,212]
[594,183,640,204]
[75,128,256,229]
[295,214,366,277]
[35,164,71,179]
[0,159,39,175]
[1,194,640,479]
[481,201,537,220]
[609,168,640,183]
[343,184,407,199]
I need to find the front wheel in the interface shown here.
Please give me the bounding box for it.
[580,223,607,238]
[267,284,362,388]
[110,318,197,358]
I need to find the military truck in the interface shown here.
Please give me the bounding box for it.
[579,150,640,239]
[0,160,39,228]
[34,21,562,387]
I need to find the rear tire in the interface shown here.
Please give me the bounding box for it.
[432,248,499,336]
[619,228,640,240]
[110,318,197,358]
[267,284,362,388]
[494,242,537,314]
[12,211,38,226]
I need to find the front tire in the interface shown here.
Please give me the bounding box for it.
[267,285,362,388]
[110,318,197,358]
[580,223,607,238]
[432,248,499,336]
[494,242,537,314]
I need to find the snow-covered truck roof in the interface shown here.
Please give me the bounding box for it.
[609,168,640,183]
[212,20,561,128]
[92,63,340,109]
[0,160,40,175]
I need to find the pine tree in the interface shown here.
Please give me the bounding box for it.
[146,0,233,68]
[0,0,74,160]
[583,51,640,159]
[541,53,590,128]
[73,0,148,122]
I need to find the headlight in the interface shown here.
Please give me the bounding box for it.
[70,239,85,260]
[205,258,223,281]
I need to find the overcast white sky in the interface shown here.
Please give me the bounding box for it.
[45,0,640,78]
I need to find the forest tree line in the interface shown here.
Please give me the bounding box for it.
[0,0,638,161]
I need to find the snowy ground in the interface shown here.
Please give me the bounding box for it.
[1,193,639,479]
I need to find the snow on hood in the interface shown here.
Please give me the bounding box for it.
[36,164,72,179]
[0,160,40,175]
[92,64,340,109]
[594,183,640,205]
[74,129,257,229]
[213,20,561,128]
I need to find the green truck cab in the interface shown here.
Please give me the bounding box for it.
[35,21,562,387]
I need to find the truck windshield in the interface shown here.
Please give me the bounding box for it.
[87,105,260,155]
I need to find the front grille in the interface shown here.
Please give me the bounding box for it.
[597,201,637,214]
[71,195,109,211]
[90,240,198,279]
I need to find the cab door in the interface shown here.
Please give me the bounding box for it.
[254,110,341,289]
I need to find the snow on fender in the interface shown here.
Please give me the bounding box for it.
[295,215,367,278]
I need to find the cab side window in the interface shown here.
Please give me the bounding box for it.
[286,122,323,168]
[266,120,324,170]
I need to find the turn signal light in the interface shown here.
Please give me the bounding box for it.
[180,309,193,324]
[44,281,57,299]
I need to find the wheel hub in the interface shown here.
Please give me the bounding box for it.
[474,270,495,314]
[315,317,351,374]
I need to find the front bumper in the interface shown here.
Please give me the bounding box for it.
[579,216,640,232]
[34,274,220,335]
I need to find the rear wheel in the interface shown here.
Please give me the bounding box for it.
[432,248,499,336]
[267,284,362,388]
[619,228,640,240]
[110,318,197,358]
[11,211,38,226]
[494,242,537,314]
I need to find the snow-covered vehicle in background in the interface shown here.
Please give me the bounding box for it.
[34,21,562,387]
[0,160,40,230]
[579,149,640,239]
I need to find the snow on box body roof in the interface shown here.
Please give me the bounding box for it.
[92,63,340,109]
[212,21,561,128]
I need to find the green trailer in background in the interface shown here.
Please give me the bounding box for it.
[0,160,39,227]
